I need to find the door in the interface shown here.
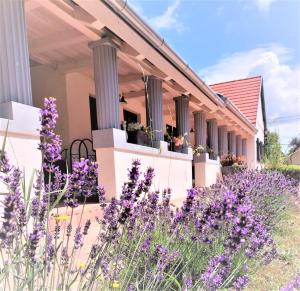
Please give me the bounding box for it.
[89,96,98,131]
[123,109,138,124]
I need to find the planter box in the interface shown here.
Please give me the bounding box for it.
[127,130,150,147]
[174,145,188,154]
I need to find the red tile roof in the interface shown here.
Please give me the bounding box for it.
[210,76,262,125]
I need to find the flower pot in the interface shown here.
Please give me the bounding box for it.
[127,130,138,144]
[127,130,150,147]
[174,145,187,153]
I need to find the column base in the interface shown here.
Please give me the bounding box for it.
[93,128,193,204]
[194,153,222,187]
[0,102,41,184]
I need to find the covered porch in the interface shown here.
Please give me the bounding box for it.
[0,0,257,201]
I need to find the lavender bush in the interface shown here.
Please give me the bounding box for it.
[0,98,298,290]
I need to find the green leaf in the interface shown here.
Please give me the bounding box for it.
[1,120,9,157]
[49,164,69,212]
[25,169,36,207]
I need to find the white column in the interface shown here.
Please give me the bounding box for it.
[174,95,190,142]
[207,119,218,156]
[89,37,121,130]
[193,111,207,147]
[146,76,163,141]
[242,138,247,157]
[218,126,228,156]
[228,131,237,156]
[0,0,32,105]
[236,135,242,157]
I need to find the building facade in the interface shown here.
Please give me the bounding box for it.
[0,0,266,202]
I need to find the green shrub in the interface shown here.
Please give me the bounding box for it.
[270,165,300,182]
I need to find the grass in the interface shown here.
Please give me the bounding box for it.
[246,194,300,291]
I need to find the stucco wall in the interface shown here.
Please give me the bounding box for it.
[93,129,192,204]
[31,65,70,148]
[31,69,179,150]
[256,94,265,143]
[0,102,41,193]
[246,137,256,169]
[65,72,94,145]
[194,154,222,187]
[255,93,265,168]
[288,149,300,165]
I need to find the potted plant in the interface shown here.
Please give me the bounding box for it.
[173,136,186,153]
[127,122,150,146]
[221,154,246,175]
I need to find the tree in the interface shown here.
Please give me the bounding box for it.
[263,132,285,167]
[288,136,300,155]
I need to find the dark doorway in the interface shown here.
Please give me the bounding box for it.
[166,124,177,137]
[89,96,98,131]
[123,109,138,124]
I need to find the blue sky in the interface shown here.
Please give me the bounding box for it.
[129,0,300,152]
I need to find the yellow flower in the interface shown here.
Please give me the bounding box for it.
[53,215,70,221]
[78,262,85,269]
[112,281,120,289]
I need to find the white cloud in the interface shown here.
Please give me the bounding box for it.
[199,44,300,151]
[128,0,186,32]
[253,0,278,12]
[217,6,224,16]
[240,0,278,12]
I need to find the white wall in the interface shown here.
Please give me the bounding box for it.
[93,129,192,204]
[194,154,222,187]
[65,72,94,144]
[31,68,180,149]
[0,102,41,193]
[255,93,265,168]
[256,95,265,143]
[31,65,70,148]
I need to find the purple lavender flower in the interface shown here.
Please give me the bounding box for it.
[74,227,83,249]
[280,273,300,291]
[38,97,62,172]
[66,223,72,237]
[0,150,11,174]
[118,160,142,224]
[0,165,25,247]
[27,223,42,263]
[231,275,249,290]
[83,219,91,235]
[201,254,232,290]
[183,274,193,290]
[98,185,106,206]
[54,221,60,239]
[46,234,55,262]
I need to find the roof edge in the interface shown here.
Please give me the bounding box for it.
[210,75,262,87]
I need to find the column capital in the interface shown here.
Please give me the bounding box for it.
[207,118,217,122]
[89,35,122,50]
[145,75,161,81]
[173,95,189,102]
[192,110,205,115]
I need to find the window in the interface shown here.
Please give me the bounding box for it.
[123,109,138,124]
[256,139,261,161]
[89,96,98,131]
[166,124,177,137]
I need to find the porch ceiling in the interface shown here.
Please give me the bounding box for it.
[25,0,184,108]
[24,0,256,136]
